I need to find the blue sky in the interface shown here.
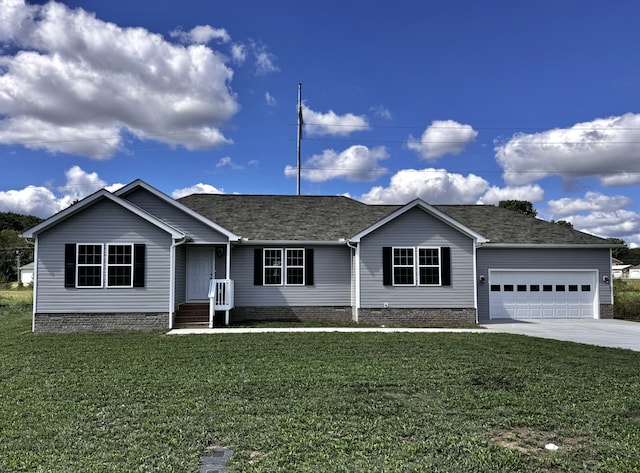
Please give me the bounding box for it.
[1,0,639,245]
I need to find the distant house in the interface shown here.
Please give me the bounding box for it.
[612,258,632,279]
[22,180,616,332]
[629,265,640,280]
[19,262,34,286]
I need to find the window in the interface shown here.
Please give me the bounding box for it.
[490,284,501,292]
[383,246,450,287]
[77,244,103,288]
[286,249,305,286]
[65,243,145,289]
[530,285,540,292]
[418,248,440,285]
[264,249,282,285]
[581,285,591,292]
[517,285,527,292]
[393,247,415,285]
[258,248,311,286]
[107,244,133,287]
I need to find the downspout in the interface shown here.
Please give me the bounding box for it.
[169,237,188,329]
[472,241,479,325]
[225,240,233,326]
[346,240,359,323]
[31,238,38,332]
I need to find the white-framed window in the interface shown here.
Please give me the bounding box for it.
[263,248,306,286]
[264,248,283,285]
[393,247,415,285]
[392,246,442,286]
[107,244,134,287]
[76,244,103,288]
[66,243,145,289]
[418,247,441,286]
[285,248,305,286]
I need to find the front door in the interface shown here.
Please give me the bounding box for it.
[187,247,215,301]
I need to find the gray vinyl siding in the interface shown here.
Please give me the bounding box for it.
[231,245,351,306]
[359,207,475,309]
[476,247,612,319]
[123,188,228,243]
[174,244,186,306]
[35,199,172,313]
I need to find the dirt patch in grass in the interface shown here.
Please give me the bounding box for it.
[491,427,592,455]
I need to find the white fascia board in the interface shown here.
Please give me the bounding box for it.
[235,240,348,246]
[481,243,615,249]
[350,199,488,244]
[115,179,241,241]
[21,189,185,239]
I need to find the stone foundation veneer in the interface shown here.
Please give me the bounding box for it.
[600,304,614,319]
[358,307,476,327]
[34,312,169,333]
[231,306,353,322]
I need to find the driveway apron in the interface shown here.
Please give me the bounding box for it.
[481,319,640,351]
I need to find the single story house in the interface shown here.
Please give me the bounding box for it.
[22,179,615,332]
[629,265,640,280]
[19,262,34,286]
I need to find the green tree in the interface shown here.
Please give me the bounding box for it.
[498,200,538,217]
[0,212,41,284]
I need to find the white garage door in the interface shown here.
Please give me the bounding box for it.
[489,270,597,319]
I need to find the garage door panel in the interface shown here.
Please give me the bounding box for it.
[489,270,596,319]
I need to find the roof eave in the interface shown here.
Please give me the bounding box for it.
[350,199,488,243]
[480,243,616,249]
[21,189,185,240]
[235,239,349,246]
[115,179,241,241]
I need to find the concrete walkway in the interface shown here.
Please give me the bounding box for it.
[168,319,640,352]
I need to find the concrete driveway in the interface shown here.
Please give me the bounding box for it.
[481,318,640,352]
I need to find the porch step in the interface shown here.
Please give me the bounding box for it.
[174,304,209,328]
[174,304,228,328]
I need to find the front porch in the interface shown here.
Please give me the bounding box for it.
[173,278,235,328]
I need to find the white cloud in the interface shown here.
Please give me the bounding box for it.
[302,104,370,137]
[284,145,388,182]
[360,168,489,204]
[171,183,224,198]
[265,91,277,107]
[546,191,632,219]
[170,25,230,44]
[0,0,239,158]
[0,185,71,218]
[565,210,640,239]
[216,156,244,170]
[231,43,247,64]
[495,113,640,187]
[477,184,545,205]
[406,120,478,160]
[370,104,392,120]
[0,165,123,217]
[251,41,279,75]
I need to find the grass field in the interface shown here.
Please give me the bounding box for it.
[1,290,640,472]
[614,279,640,321]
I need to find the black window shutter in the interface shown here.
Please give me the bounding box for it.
[441,247,451,286]
[254,248,263,285]
[305,248,314,286]
[382,247,392,286]
[133,244,146,287]
[64,243,76,288]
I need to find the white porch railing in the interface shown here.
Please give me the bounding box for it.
[208,279,234,327]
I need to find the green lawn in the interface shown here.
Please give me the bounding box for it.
[614,279,640,321]
[1,293,639,472]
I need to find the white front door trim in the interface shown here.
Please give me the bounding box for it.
[187,247,215,301]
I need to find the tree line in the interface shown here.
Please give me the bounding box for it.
[0,212,43,284]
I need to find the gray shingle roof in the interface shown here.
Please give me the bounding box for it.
[177,194,609,245]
